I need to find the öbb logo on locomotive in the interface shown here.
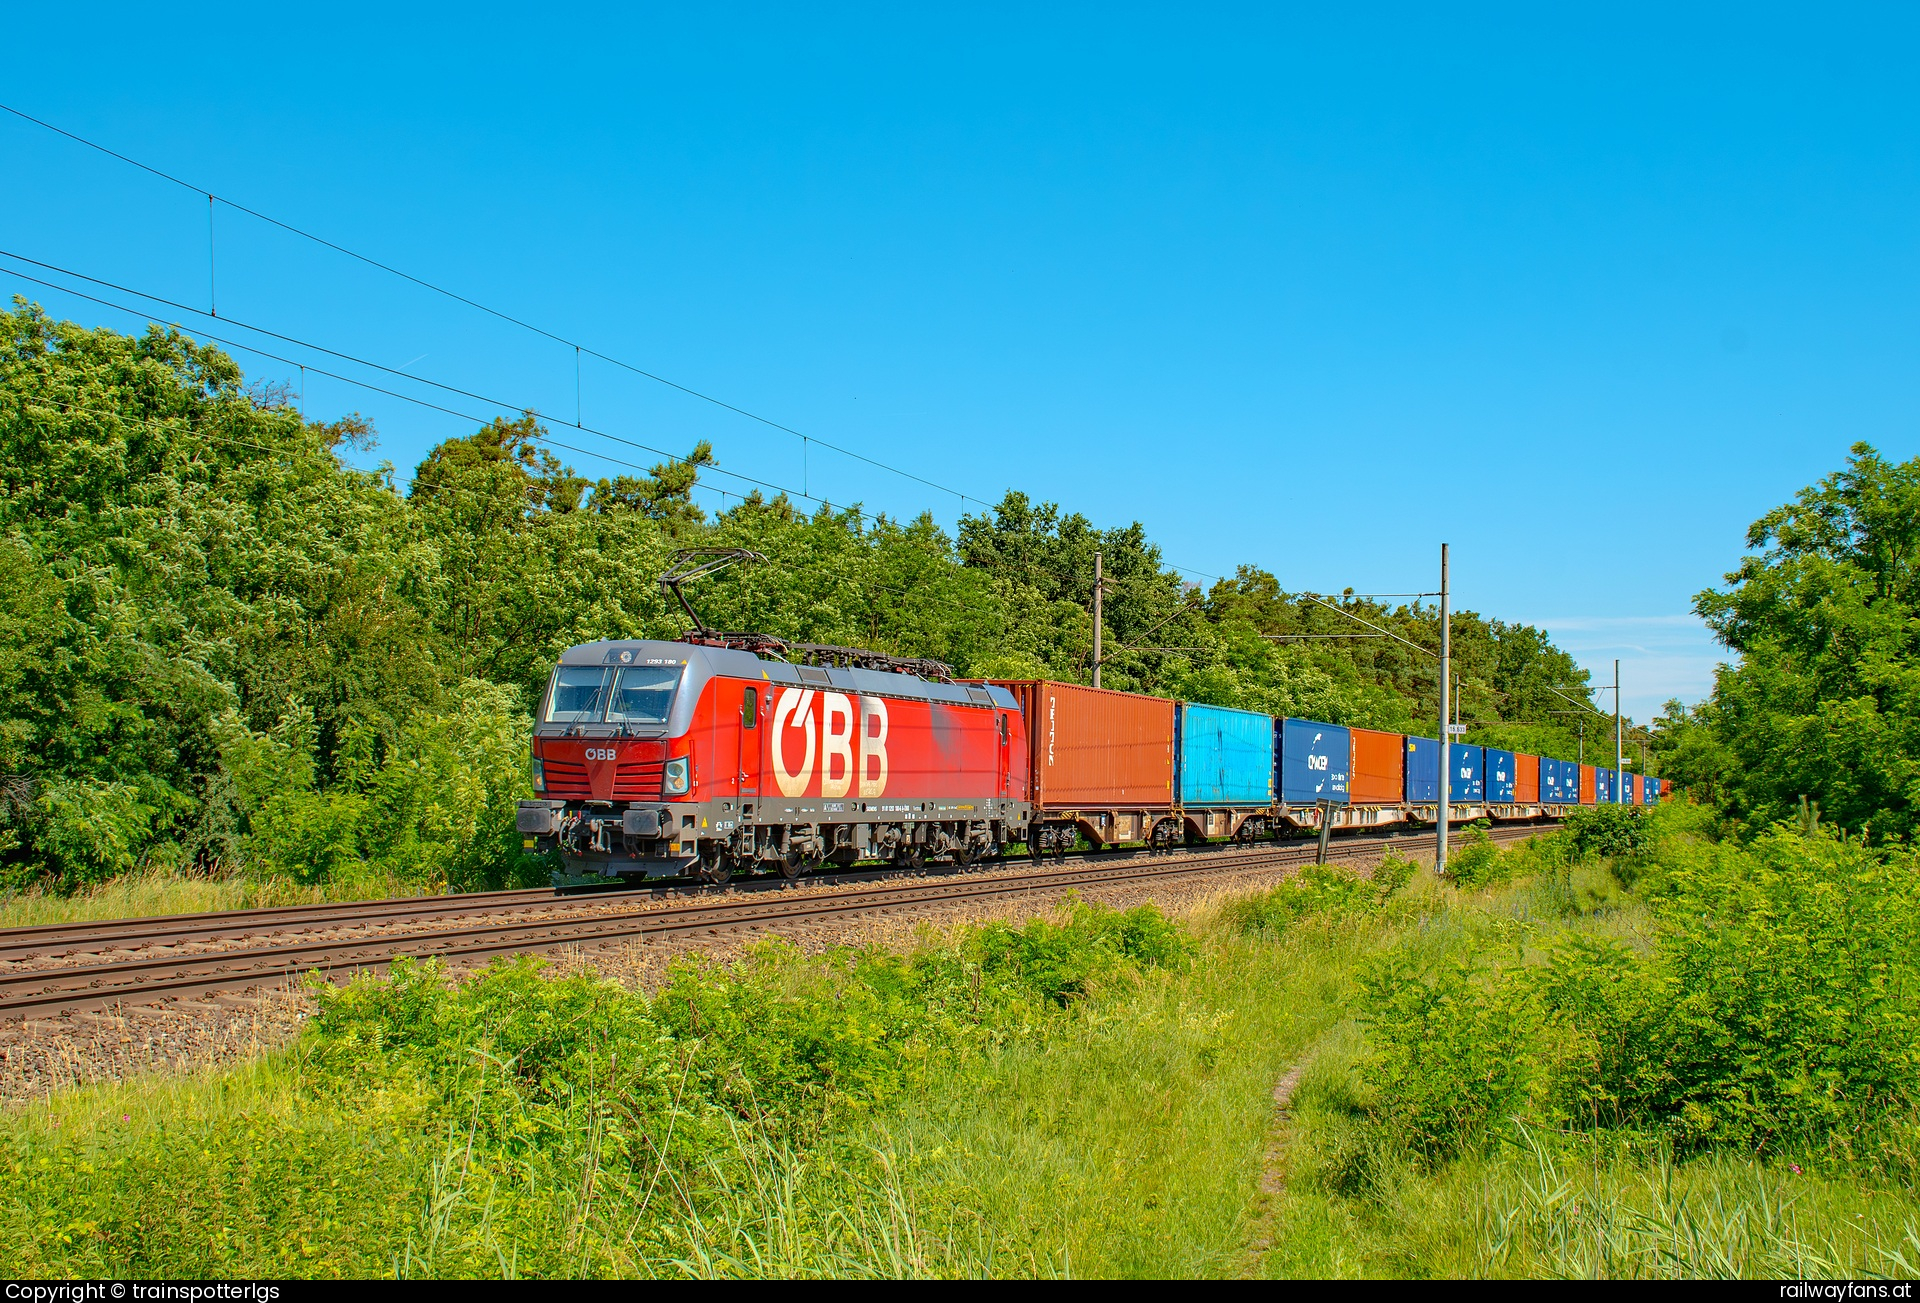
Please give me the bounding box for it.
[769,688,890,798]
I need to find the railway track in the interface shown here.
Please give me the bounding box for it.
[0,824,1548,1021]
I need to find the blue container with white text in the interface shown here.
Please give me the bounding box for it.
[1484,748,1517,803]
[1539,757,1564,803]
[1448,743,1485,803]
[1279,718,1351,803]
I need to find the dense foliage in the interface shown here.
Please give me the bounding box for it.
[1,903,1189,1277]
[0,304,1614,889]
[1659,442,1920,840]
[1353,819,1920,1172]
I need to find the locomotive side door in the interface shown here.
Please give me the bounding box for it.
[737,684,762,797]
[996,710,1011,797]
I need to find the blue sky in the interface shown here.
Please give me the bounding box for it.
[5,4,1917,722]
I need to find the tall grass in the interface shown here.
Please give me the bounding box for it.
[5,819,1916,1278]
[0,867,437,930]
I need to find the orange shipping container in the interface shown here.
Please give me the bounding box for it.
[1348,727,1405,805]
[993,681,1175,810]
[1514,753,1539,803]
[1579,763,1598,805]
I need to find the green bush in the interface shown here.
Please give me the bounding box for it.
[0,900,1199,1277]
[1355,828,1920,1170]
[212,681,538,890]
[1355,954,1552,1163]
[1222,865,1384,936]
[1564,804,1650,861]
[1443,824,1507,887]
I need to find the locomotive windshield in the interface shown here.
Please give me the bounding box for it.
[605,665,680,724]
[543,663,682,724]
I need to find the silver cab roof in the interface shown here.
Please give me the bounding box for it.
[546,639,1019,734]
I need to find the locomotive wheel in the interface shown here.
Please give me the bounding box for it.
[951,843,979,867]
[779,845,811,879]
[696,848,733,886]
[896,843,925,871]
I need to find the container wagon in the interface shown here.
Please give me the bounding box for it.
[1348,727,1408,828]
[1177,702,1277,841]
[1277,717,1350,830]
[1484,747,1519,814]
[1450,743,1486,811]
[1514,752,1540,808]
[1404,735,1440,817]
[995,679,1176,851]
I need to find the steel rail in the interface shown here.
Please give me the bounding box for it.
[0,822,1478,961]
[0,826,1545,1021]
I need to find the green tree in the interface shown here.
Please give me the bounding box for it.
[1692,442,1920,838]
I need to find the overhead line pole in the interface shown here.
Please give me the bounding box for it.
[1615,658,1623,803]
[1438,544,1451,876]
[1092,551,1104,691]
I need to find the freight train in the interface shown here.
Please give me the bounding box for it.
[516,633,1669,888]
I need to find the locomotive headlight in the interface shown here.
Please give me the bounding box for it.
[663,756,690,796]
[531,757,546,792]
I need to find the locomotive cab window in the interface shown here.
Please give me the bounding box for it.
[545,666,613,722]
[742,687,759,728]
[605,665,682,725]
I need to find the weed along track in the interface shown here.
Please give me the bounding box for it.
[0,827,1547,1020]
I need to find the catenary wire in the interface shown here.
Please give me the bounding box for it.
[0,104,1238,583]
[0,261,850,511]
[0,101,976,508]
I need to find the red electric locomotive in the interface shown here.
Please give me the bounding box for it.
[518,635,1033,887]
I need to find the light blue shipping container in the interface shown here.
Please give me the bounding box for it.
[1485,748,1517,803]
[1449,743,1485,802]
[1405,736,1440,803]
[1178,703,1276,806]
[1279,718,1350,803]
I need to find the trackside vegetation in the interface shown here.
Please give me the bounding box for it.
[5,807,1916,1278]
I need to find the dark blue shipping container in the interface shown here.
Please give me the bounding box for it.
[1550,757,1573,803]
[1279,717,1350,803]
[1539,757,1563,803]
[1405,736,1440,803]
[1448,743,1485,802]
[1485,748,1517,803]
[1597,767,1614,803]
[1178,703,1276,806]
[1646,774,1660,806]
